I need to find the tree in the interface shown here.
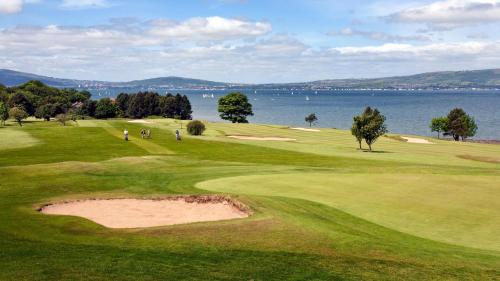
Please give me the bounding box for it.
[462,114,477,140]
[35,104,55,121]
[218,92,253,123]
[95,98,118,119]
[430,117,448,139]
[446,108,477,141]
[187,120,206,136]
[351,107,388,151]
[0,102,8,126]
[9,107,28,126]
[305,113,318,127]
[9,92,35,115]
[351,115,364,150]
[362,107,388,151]
[56,113,69,126]
[116,93,130,115]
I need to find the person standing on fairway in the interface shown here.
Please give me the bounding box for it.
[124,129,129,141]
[175,129,181,141]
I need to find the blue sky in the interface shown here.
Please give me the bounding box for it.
[0,0,499,83]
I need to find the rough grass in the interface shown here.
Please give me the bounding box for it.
[0,119,499,280]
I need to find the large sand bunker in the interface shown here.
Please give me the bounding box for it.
[401,136,433,144]
[39,196,249,228]
[227,135,296,141]
[290,127,320,132]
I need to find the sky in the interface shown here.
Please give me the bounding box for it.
[0,0,499,83]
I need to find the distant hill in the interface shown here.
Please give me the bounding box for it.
[1,68,499,90]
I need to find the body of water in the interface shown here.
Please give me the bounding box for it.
[90,89,500,139]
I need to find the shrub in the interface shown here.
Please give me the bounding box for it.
[187,120,206,136]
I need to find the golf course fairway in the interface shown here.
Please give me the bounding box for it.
[0,118,499,280]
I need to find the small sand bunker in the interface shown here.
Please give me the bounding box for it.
[401,136,433,144]
[128,120,154,124]
[40,196,249,228]
[227,135,296,141]
[290,127,320,132]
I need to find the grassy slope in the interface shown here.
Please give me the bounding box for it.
[0,119,499,280]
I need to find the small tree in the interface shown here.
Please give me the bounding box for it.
[0,102,8,126]
[35,104,55,121]
[430,117,448,139]
[446,108,477,141]
[218,92,253,123]
[9,107,28,126]
[56,113,69,126]
[351,115,364,150]
[305,113,318,127]
[186,120,206,136]
[351,107,388,151]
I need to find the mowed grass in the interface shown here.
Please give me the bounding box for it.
[197,172,500,251]
[0,118,499,280]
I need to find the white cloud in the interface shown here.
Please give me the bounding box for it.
[388,0,500,30]
[149,16,271,40]
[0,0,23,14]
[60,0,110,9]
[327,27,431,42]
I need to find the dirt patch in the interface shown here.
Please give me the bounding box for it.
[39,195,250,228]
[290,127,320,132]
[401,136,433,144]
[227,135,296,141]
[128,120,154,124]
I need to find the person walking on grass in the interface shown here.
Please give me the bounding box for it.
[124,129,129,141]
[140,128,145,139]
[175,129,181,141]
[146,129,151,139]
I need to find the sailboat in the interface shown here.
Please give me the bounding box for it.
[306,96,310,101]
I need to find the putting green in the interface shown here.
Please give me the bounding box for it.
[197,172,500,251]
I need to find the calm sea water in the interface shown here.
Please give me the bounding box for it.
[91,89,500,139]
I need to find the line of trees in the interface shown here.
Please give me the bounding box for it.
[430,108,477,141]
[0,81,193,126]
[0,80,92,126]
[116,92,192,119]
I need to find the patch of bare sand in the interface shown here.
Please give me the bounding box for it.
[401,136,433,144]
[227,135,296,141]
[40,196,249,228]
[290,127,320,132]
[127,120,154,124]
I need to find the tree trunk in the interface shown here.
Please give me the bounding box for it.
[437,132,440,139]
[368,143,372,151]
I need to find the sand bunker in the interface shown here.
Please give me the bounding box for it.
[401,137,433,144]
[39,196,249,228]
[127,120,154,124]
[290,127,320,132]
[227,135,296,141]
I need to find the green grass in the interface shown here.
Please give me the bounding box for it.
[0,118,499,280]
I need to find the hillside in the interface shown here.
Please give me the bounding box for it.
[1,68,499,90]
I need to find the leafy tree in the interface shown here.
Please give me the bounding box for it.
[187,120,206,136]
[0,102,8,126]
[351,107,388,151]
[55,113,69,126]
[35,104,55,121]
[80,100,97,117]
[177,94,193,120]
[159,94,177,118]
[127,92,160,118]
[305,113,318,127]
[351,115,364,149]
[430,117,448,139]
[9,107,28,126]
[462,114,478,140]
[116,93,130,115]
[218,92,253,123]
[95,98,118,119]
[446,108,477,141]
[9,92,35,115]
